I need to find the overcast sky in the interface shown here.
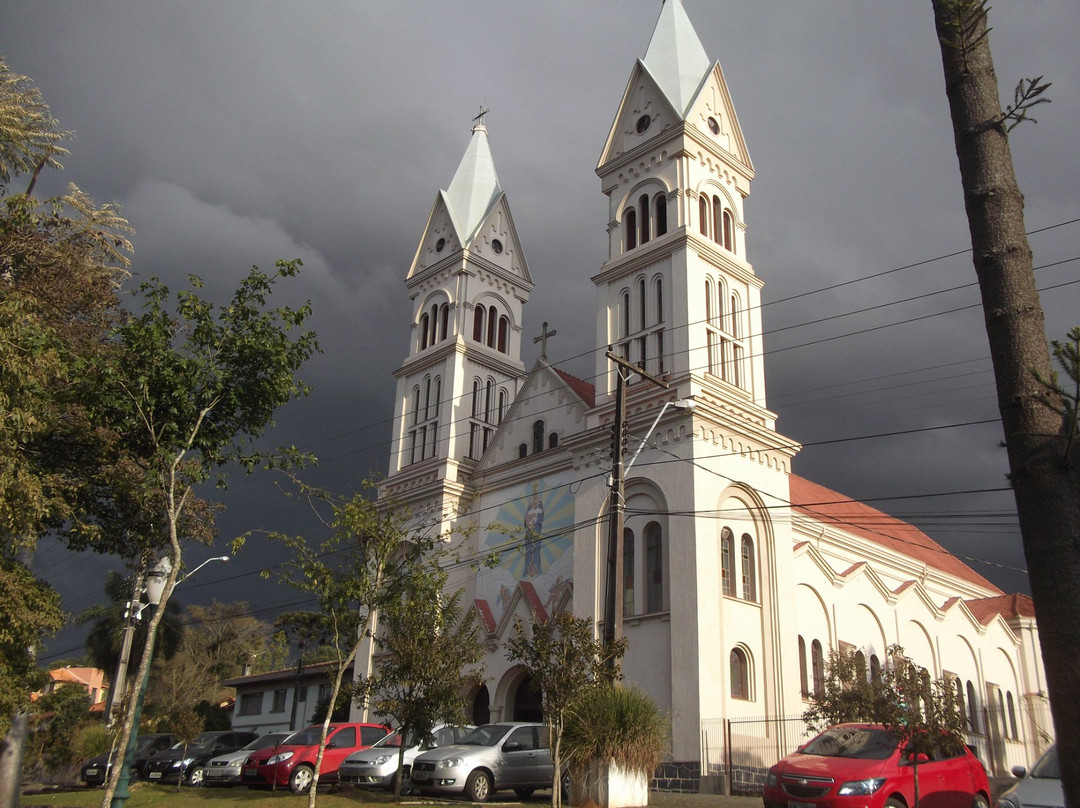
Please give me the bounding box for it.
[4,1,1078,664]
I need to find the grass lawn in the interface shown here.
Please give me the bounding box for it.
[21,785,465,808]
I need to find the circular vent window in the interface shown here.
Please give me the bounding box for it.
[492,239,503,254]
[435,237,446,252]
[636,114,651,134]
[708,116,720,135]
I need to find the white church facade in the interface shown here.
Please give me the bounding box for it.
[367,0,1050,791]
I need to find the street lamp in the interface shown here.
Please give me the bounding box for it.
[624,398,696,474]
[110,554,229,808]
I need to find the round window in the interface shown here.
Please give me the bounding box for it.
[491,239,503,254]
[707,117,720,135]
[636,114,651,134]
[435,237,446,252]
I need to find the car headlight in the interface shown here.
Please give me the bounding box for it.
[838,778,886,796]
[371,755,392,765]
[267,751,294,765]
[438,757,463,769]
[170,760,185,769]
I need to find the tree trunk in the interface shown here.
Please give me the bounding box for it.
[931,3,1080,806]
[0,712,29,808]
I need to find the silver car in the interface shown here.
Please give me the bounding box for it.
[999,745,1062,808]
[338,723,473,792]
[410,722,556,802]
[202,732,292,787]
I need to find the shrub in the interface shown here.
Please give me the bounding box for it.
[561,684,668,777]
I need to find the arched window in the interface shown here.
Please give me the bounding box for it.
[722,209,733,252]
[966,681,979,733]
[645,521,664,612]
[854,651,867,681]
[639,194,650,244]
[720,527,734,596]
[955,677,967,725]
[532,420,545,454]
[408,375,440,464]
[740,534,756,602]
[798,636,809,697]
[698,196,709,237]
[439,302,449,341]
[638,277,647,331]
[623,528,635,617]
[1006,692,1018,739]
[655,277,664,323]
[430,303,439,346]
[730,648,749,700]
[518,443,528,459]
[870,654,881,682]
[712,196,723,244]
[625,208,637,251]
[811,640,824,695]
[419,312,430,349]
[473,307,484,342]
[655,194,667,237]
[498,389,508,424]
[621,291,631,339]
[487,305,497,348]
[497,316,509,354]
[548,432,558,450]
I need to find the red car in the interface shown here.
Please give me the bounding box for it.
[762,723,990,808]
[241,722,389,794]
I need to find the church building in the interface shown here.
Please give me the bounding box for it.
[369,0,1049,790]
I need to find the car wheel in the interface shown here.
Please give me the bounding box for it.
[973,795,990,808]
[465,770,492,802]
[187,767,205,787]
[290,765,315,794]
[514,787,535,798]
[399,766,415,796]
[884,799,905,808]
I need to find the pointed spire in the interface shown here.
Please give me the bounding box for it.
[444,116,502,244]
[642,0,711,118]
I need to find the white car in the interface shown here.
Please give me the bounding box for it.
[999,745,1062,808]
[202,732,292,787]
[338,724,473,793]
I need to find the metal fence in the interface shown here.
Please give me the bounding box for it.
[700,701,1054,797]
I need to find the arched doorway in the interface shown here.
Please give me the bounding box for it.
[512,673,543,721]
[471,685,491,725]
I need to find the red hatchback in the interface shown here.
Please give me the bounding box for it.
[242,722,388,794]
[762,724,990,808]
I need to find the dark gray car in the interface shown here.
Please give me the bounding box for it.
[410,722,556,802]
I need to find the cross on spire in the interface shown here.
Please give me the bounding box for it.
[534,321,557,360]
[472,105,489,130]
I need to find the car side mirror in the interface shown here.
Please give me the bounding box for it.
[1011,765,1028,779]
[503,741,522,751]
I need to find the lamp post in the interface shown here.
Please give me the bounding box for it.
[110,554,229,808]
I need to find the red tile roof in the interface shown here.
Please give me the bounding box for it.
[965,592,1036,624]
[553,368,595,407]
[789,475,1001,594]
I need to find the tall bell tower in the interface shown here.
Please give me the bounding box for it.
[384,118,533,517]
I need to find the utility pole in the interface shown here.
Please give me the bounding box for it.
[106,569,145,726]
[601,349,668,669]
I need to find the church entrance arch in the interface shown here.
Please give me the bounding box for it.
[494,666,544,722]
[470,684,491,725]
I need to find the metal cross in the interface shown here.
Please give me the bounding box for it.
[534,321,557,360]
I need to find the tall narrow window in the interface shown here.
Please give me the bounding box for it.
[655,194,667,236]
[621,292,631,339]
[532,420,545,454]
[730,648,749,700]
[870,654,881,682]
[698,196,709,237]
[720,527,734,596]
[439,302,449,341]
[966,681,979,732]
[712,196,723,244]
[473,307,484,342]
[1006,692,1018,739]
[638,278,646,331]
[811,640,824,695]
[623,528,635,617]
[740,534,756,602]
[639,194,650,244]
[645,521,664,612]
[487,305,497,347]
[655,278,664,323]
[798,636,809,697]
[430,303,439,346]
[722,209,733,251]
[497,316,509,353]
[625,209,637,251]
[420,313,430,349]
[498,389,507,424]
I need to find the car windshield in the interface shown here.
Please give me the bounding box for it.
[135,736,163,753]
[283,727,333,746]
[369,730,405,749]
[244,733,290,751]
[1030,746,1059,779]
[170,733,218,750]
[801,727,898,760]
[458,724,514,747]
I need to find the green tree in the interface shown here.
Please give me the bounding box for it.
[247,478,446,806]
[0,56,131,806]
[28,683,92,776]
[505,612,625,808]
[168,709,204,789]
[98,263,318,808]
[357,565,484,800]
[931,2,1080,802]
[803,647,889,731]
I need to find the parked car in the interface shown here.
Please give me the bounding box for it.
[143,730,259,786]
[338,723,475,793]
[81,733,176,787]
[203,732,292,787]
[762,723,991,808]
[241,722,389,793]
[999,744,1061,808]
[410,722,559,802]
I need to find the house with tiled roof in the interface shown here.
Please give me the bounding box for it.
[367,0,1049,791]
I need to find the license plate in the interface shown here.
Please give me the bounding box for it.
[412,771,429,781]
[85,768,99,776]
[789,802,816,808]
[148,771,162,780]
[245,767,258,776]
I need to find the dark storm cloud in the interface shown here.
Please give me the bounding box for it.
[3,1,1077,660]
